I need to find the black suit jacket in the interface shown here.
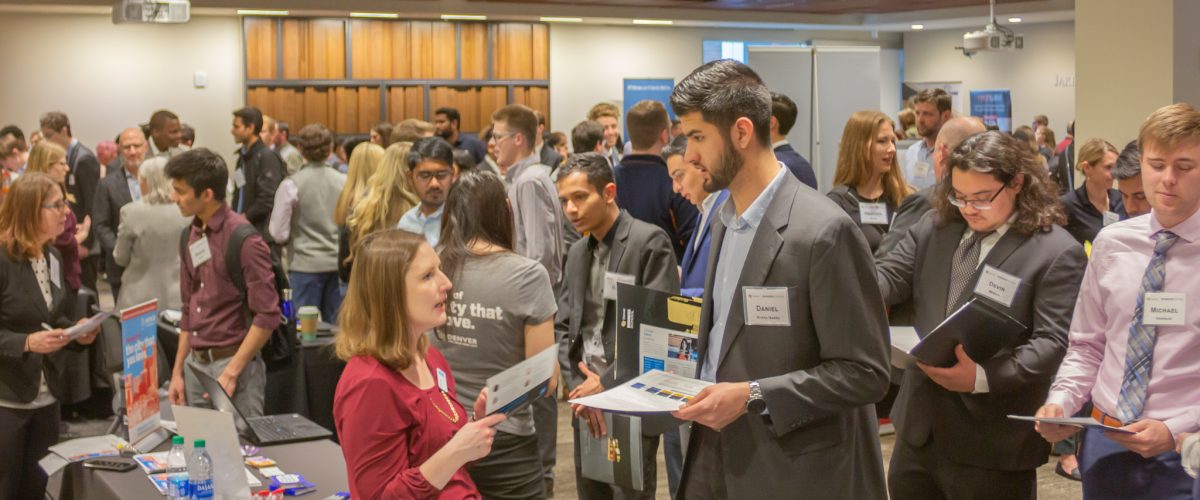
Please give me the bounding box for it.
[875,213,1086,471]
[93,167,136,286]
[232,140,284,237]
[66,142,101,225]
[539,144,564,172]
[773,143,818,190]
[0,246,78,403]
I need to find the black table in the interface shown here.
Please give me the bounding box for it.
[264,334,346,435]
[51,439,349,500]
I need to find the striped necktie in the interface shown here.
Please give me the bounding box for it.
[1115,230,1179,423]
[946,230,993,316]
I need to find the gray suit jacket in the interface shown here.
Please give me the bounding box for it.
[112,202,193,310]
[680,172,890,499]
[875,212,1086,471]
[93,167,136,286]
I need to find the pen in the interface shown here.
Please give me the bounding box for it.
[41,323,53,331]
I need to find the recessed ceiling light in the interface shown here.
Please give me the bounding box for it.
[351,12,399,19]
[911,24,925,30]
[441,14,487,21]
[540,17,583,23]
[1008,17,1023,23]
[633,19,673,25]
[237,9,288,16]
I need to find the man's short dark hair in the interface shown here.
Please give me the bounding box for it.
[913,88,952,114]
[233,107,264,135]
[164,148,229,201]
[0,125,26,150]
[149,109,179,132]
[556,152,614,194]
[180,124,195,144]
[39,111,72,136]
[670,59,771,147]
[407,136,455,169]
[661,133,688,161]
[571,120,605,154]
[296,123,334,162]
[771,92,799,136]
[277,122,290,137]
[491,104,538,151]
[452,148,477,172]
[625,100,669,151]
[1114,140,1142,180]
[435,107,461,128]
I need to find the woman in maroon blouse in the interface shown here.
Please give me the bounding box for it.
[333,229,506,499]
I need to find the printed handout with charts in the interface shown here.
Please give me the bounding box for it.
[569,370,712,414]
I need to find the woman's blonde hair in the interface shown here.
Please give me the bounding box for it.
[0,173,63,260]
[25,141,74,204]
[138,156,173,205]
[834,110,911,206]
[1075,138,1118,173]
[345,142,419,264]
[335,229,428,369]
[334,141,386,226]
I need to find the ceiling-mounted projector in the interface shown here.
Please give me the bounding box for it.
[113,0,190,24]
[956,0,1022,57]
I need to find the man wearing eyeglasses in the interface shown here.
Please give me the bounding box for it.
[875,131,1086,500]
[398,136,458,247]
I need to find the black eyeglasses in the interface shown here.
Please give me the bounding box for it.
[415,171,453,182]
[946,186,1006,211]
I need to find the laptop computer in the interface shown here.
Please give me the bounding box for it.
[193,370,332,445]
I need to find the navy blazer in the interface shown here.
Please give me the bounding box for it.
[774,143,818,190]
[680,190,729,297]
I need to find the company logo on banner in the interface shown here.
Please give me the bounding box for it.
[969,89,1013,132]
[122,299,160,448]
[622,79,676,141]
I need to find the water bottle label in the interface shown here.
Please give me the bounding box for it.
[191,479,214,499]
[169,476,189,498]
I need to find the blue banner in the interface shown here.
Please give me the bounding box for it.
[122,300,160,447]
[969,89,1013,132]
[623,79,676,140]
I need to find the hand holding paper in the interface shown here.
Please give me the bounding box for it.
[672,382,750,431]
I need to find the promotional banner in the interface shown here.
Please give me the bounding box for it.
[622,79,676,140]
[969,89,1014,132]
[122,299,160,448]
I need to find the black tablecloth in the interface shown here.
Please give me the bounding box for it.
[51,439,348,500]
[264,334,346,435]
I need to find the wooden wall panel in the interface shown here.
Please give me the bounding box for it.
[493,23,534,80]
[480,87,508,132]
[389,87,425,123]
[247,87,304,131]
[407,22,456,79]
[303,88,336,130]
[356,87,382,132]
[349,20,391,79]
[244,18,277,80]
[282,19,345,79]
[531,24,549,80]
[512,87,551,128]
[460,24,488,80]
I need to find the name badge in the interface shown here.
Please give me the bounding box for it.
[603,272,636,301]
[68,173,76,186]
[188,236,212,267]
[49,254,61,289]
[914,161,931,178]
[1143,292,1186,326]
[1103,211,1120,227]
[233,169,246,189]
[743,287,791,326]
[436,368,449,393]
[860,202,889,225]
[973,265,1021,308]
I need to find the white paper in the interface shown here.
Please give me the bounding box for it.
[38,453,69,476]
[638,324,698,376]
[973,265,1021,308]
[860,202,889,225]
[603,272,636,301]
[1007,415,1135,434]
[188,236,212,267]
[569,370,712,413]
[485,346,557,415]
[1144,292,1186,326]
[48,434,129,462]
[743,287,791,326]
[173,405,252,500]
[65,311,111,340]
[889,326,921,369]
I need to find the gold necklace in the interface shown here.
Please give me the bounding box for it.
[430,390,460,423]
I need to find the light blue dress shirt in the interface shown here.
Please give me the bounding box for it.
[397,204,444,247]
[700,166,788,383]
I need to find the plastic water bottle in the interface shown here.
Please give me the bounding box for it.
[281,288,296,325]
[188,439,214,500]
[166,435,189,500]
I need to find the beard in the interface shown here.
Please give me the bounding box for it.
[703,140,744,192]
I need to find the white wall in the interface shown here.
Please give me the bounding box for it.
[549,23,901,135]
[903,21,1075,133]
[0,12,243,165]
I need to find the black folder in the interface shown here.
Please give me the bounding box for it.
[909,298,1027,367]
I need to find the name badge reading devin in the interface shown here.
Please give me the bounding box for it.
[860,202,889,225]
[1103,211,1120,227]
[1143,293,1186,326]
[603,272,636,301]
[743,287,791,326]
[436,368,449,393]
[188,236,212,267]
[973,265,1021,308]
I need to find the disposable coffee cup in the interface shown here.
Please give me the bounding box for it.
[298,306,320,341]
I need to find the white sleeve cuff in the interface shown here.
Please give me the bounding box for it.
[972,364,990,394]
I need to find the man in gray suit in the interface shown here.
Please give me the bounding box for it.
[93,127,149,302]
[669,60,890,499]
[875,131,1087,500]
[555,153,679,499]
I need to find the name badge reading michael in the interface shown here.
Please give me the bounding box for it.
[603,272,636,301]
[860,202,889,225]
[1103,211,1120,227]
[743,287,791,326]
[973,265,1021,308]
[1143,293,1186,326]
[436,368,449,393]
[189,236,212,267]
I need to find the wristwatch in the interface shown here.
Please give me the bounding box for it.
[746,380,766,413]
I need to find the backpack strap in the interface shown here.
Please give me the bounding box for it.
[225,224,258,300]
[179,226,191,266]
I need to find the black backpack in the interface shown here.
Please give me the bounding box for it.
[179,224,296,370]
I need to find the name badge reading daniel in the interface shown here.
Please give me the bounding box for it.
[743,287,791,326]
[1143,293,1186,326]
[189,236,212,267]
[973,265,1021,308]
[860,202,889,225]
[603,272,635,301]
